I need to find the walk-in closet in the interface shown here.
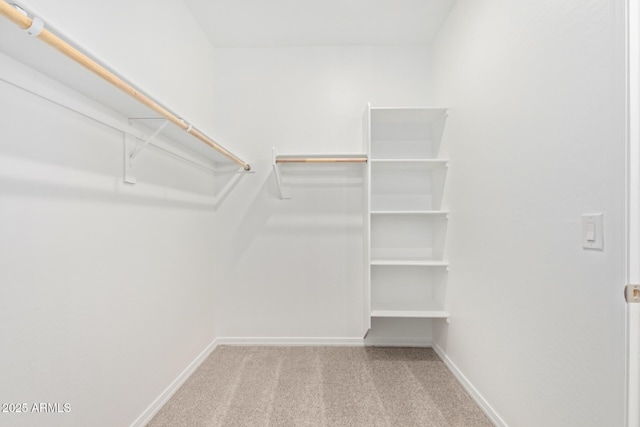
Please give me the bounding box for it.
[0,1,637,426]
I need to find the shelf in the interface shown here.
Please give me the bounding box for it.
[370,160,447,211]
[0,10,250,171]
[369,108,449,129]
[370,159,449,168]
[371,215,447,261]
[371,265,447,315]
[370,107,448,159]
[370,259,449,267]
[371,195,435,212]
[371,210,449,216]
[369,106,449,114]
[370,310,449,319]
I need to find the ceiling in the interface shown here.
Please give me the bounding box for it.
[183,0,457,47]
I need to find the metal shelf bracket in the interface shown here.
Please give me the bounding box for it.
[123,118,168,184]
[212,167,253,206]
[123,133,137,184]
[272,147,291,200]
[129,118,168,162]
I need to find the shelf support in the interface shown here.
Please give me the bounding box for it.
[123,133,137,184]
[123,119,168,184]
[212,167,251,206]
[272,147,291,199]
[129,119,168,162]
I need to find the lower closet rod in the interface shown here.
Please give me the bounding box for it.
[0,1,251,171]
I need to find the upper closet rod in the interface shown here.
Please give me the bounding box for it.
[0,1,251,171]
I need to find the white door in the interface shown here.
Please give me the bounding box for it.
[628,1,640,425]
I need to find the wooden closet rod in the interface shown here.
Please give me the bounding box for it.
[0,1,251,171]
[276,157,368,163]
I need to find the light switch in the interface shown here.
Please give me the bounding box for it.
[582,214,603,250]
[586,222,596,241]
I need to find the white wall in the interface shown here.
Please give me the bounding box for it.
[210,46,433,340]
[0,1,222,426]
[431,1,627,425]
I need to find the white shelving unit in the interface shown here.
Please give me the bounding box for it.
[363,105,449,328]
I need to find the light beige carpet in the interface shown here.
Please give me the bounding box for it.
[147,346,493,427]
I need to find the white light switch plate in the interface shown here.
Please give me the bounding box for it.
[582,213,603,250]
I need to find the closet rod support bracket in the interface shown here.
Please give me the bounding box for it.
[272,147,291,199]
[123,119,169,184]
[123,133,137,184]
[129,118,168,162]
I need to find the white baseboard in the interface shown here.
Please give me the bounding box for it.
[216,336,433,347]
[216,336,365,346]
[365,337,432,347]
[433,344,507,427]
[130,338,219,427]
